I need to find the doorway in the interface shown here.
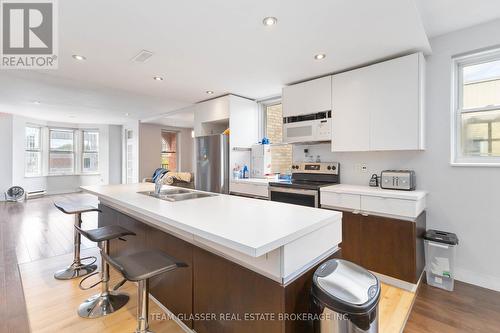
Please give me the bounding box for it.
[161,131,178,171]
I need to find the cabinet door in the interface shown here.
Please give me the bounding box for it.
[369,53,424,150]
[194,96,230,136]
[340,211,363,265]
[282,76,331,117]
[360,214,417,283]
[331,69,371,151]
[148,230,194,328]
[115,212,150,255]
[229,96,259,148]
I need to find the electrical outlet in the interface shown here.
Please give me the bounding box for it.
[354,163,368,173]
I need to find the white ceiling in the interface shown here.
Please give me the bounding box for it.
[142,107,195,128]
[415,0,500,38]
[0,71,187,124]
[0,0,431,124]
[2,0,499,125]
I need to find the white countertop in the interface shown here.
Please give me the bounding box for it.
[81,183,341,258]
[321,184,427,200]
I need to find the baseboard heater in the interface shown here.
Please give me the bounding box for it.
[25,190,47,200]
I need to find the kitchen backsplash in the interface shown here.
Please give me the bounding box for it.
[292,143,424,185]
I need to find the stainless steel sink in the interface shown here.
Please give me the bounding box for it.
[138,189,217,202]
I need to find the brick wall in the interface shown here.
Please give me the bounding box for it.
[266,104,292,174]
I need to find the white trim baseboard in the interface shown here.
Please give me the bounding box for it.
[455,267,500,292]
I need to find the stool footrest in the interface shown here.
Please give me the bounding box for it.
[80,255,98,266]
[79,271,102,290]
[113,278,127,291]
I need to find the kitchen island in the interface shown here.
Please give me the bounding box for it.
[81,183,342,333]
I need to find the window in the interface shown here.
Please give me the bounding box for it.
[264,103,293,174]
[453,49,500,165]
[49,129,75,174]
[161,131,177,171]
[82,130,99,173]
[25,126,42,176]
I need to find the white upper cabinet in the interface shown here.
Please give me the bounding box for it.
[194,96,230,137]
[331,68,371,151]
[228,95,259,149]
[332,53,425,152]
[282,76,332,117]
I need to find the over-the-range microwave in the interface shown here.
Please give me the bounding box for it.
[283,111,331,143]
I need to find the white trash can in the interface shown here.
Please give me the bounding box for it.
[423,230,459,291]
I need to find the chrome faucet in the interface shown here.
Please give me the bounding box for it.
[154,174,166,195]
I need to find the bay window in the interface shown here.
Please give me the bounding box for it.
[25,126,42,177]
[49,129,75,174]
[82,130,99,173]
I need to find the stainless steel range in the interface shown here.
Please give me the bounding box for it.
[268,162,340,207]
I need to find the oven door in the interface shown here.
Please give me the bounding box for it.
[268,186,319,207]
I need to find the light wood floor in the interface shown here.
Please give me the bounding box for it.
[19,247,185,333]
[20,246,415,333]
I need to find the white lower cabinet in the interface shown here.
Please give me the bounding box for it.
[320,192,361,211]
[320,185,426,220]
[230,182,269,198]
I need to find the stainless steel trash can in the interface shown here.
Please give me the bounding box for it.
[311,259,380,333]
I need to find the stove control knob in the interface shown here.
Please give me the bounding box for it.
[327,166,332,170]
[330,165,336,171]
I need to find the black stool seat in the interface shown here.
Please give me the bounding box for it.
[76,225,136,242]
[54,201,100,215]
[103,250,187,282]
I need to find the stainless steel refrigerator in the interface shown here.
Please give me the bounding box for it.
[195,134,229,194]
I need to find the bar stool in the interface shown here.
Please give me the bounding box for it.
[102,249,187,333]
[76,224,136,318]
[53,201,99,280]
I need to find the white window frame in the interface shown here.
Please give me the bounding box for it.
[81,129,100,174]
[451,47,500,166]
[48,128,76,175]
[25,125,42,177]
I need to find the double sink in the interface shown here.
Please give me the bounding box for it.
[138,188,217,202]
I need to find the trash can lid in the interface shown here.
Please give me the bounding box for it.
[424,229,459,245]
[311,259,380,315]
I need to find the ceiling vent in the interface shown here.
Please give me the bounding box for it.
[131,50,153,63]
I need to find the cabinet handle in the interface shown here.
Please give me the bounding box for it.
[361,212,369,217]
[352,210,360,215]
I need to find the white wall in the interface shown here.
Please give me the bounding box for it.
[10,115,122,195]
[294,19,500,291]
[108,125,122,184]
[0,113,13,198]
[138,123,194,181]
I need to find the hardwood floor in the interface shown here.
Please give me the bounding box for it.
[19,247,184,333]
[405,279,500,333]
[2,193,500,333]
[0,193,97,333]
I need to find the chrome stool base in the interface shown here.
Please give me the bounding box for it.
[78,292,129,318]
[54,260,97,280]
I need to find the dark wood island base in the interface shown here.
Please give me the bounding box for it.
[99,203,339,333]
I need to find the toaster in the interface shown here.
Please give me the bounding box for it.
[380,170,416,191]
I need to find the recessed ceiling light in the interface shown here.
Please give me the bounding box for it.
[72,54,86,61]
[206,90,214,95]
[32,101,41,105]
[314,53,326,60]
[153,76,164,81]
[125,112,130,116]
[262,16,278,26]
